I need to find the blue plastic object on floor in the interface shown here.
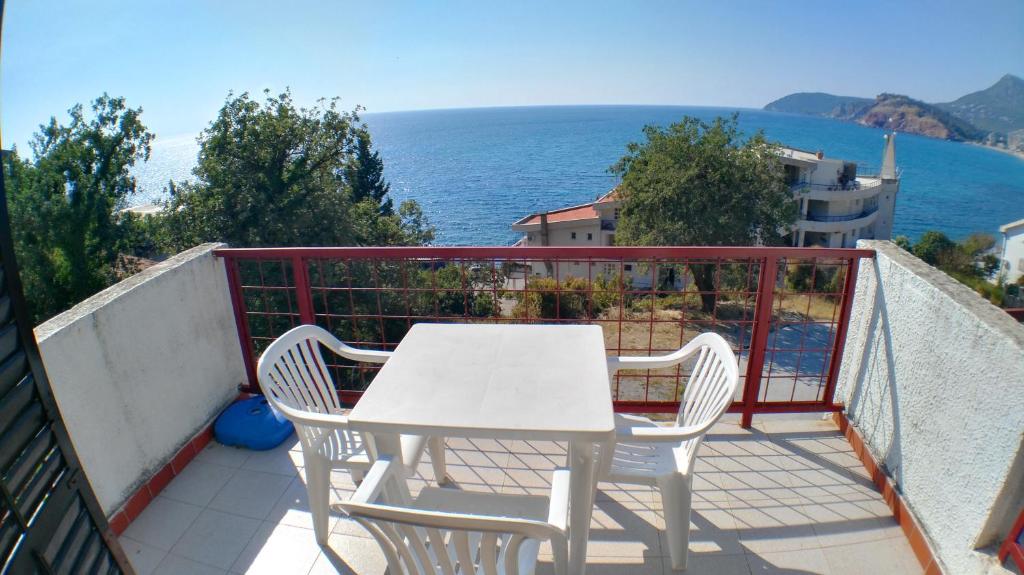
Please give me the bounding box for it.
[214,396,294,451]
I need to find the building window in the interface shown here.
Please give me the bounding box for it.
[587,233,593,241]
[613,208,621,219]
[527,233,534,241]
[624,264,633,271]
[571,232,577,240]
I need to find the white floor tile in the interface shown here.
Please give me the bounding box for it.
[160,461,237,507]
[265,476,341,532]
[307,533,388,575]
[746,548,832,574]
[207,471,293,520]
[241,443,303,476]
[823,539,924,575]
[664,553,752,575]
[153,553,228,575]
[123,497,202,551]
[230,522,322,574]
[169,509,261,570]
[119,536,167,575]
[195,442,253,468]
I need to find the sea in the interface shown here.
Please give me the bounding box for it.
[131,106,1024,246]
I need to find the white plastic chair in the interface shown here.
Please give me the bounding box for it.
[257,325,447,545]
[602,332,740,571]
[337,456,570,575]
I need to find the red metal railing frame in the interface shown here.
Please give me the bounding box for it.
[1000,509,1024,572]
[740,255,778,427]
[214,245,875,259]
[215,246,875,426]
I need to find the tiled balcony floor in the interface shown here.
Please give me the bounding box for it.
[118,415,922,575]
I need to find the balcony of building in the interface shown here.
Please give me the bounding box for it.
[792,178,885,203]
[27,242,1024,574]
[798,207,880,236]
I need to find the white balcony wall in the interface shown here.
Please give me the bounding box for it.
[837,240,1024,574]
[34,243,245,515]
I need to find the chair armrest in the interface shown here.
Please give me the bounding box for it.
[608,345,700,373]
[329,340,394,364]
[271,399,351,429]
[607,332,731,374]
[350,457,397,505]
[618,423,708,443]
[547,467,570,533]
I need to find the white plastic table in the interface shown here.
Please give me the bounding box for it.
[348,323,614,575]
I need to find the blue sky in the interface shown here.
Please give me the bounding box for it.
[2,0,1022,150]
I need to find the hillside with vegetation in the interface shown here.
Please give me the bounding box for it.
[763,74,1024,151]
[763,93,873,118]
[937,74,1024,134]
[858,93,988,141]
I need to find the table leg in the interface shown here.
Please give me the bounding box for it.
[367,431,413,505]
[428,436,450,486]
[569,440,597,575]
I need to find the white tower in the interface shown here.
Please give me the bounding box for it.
[874,132,899,240]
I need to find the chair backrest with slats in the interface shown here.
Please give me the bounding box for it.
[675,333,740,468]
[338,461,566,575]
[256,325,356,457]
[351,512,545,575]
[257,325,344,416]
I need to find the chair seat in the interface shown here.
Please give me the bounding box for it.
[320,429,428,471]
[605,414,690,483]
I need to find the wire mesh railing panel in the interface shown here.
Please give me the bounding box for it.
[216,246,871,420]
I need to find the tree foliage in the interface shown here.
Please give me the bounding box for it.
[4,95,153,322]
[346,129,393,215]
[156,90,432,251]
[912,231,957,265]
[511,274,625,320]
[611,114,798,311]
[906,230,1004,305]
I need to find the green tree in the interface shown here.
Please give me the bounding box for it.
[4,95,153,322]
[610,114,797,312]
[893,235,912,251]
[908,231,1004,305]
[912,231,956,265]
[346,128,393,215]
[157,90,431,251]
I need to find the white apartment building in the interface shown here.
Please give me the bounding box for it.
[782,133,899,248]
[999,218,1024,283]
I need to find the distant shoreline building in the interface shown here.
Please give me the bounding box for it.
[511,134,900,261]
[999,218,1024,284]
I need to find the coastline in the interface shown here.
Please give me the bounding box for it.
[968,141,1024,161]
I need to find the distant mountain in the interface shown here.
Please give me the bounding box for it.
[764,93,873,118]
[763,75,1024,150]
[858,94,988,142]
[937,74,1024,134]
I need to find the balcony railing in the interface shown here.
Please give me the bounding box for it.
[805,206,879,223]
[791,179,882,193]
[214,246,873,427]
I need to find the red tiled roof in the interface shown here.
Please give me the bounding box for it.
[520,204,599,225]
[516,189,619,226]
